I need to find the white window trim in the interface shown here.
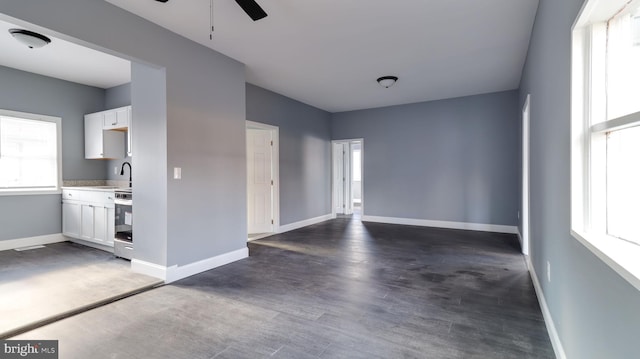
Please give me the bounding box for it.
[571,0,640,291]
[0,109,62,196]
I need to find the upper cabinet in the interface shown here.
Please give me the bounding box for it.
[84,106,131,160]
[103,106,129,130]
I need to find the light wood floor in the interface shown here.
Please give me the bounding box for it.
[0,241,162,338]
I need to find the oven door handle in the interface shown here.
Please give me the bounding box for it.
[114,199,132,206]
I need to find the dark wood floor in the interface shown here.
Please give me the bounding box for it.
[14,218,554,358]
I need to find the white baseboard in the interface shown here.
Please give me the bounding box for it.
[0,233,66,252]
[526,256,567,359]
[132,247,249,283]
[361,215,518,234]
[278,213,334,233]
[131,258,168,280]
[165,247,248,283]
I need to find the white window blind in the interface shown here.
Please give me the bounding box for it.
[606,126,640,245]
[606,9,640,120]
[0,113,60,191]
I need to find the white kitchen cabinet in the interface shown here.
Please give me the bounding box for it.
[103,106,129,130]
[91,205,115,246]
[62,201,81,238]
[85,112,125,159]
[62,189,115,247]
[80,204,95,240]
[84,105,131,159]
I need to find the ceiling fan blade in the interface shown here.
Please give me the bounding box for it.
[235,0,268,21]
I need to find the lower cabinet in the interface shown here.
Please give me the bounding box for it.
[90,205,115,246]
[62,190,115,247]
[62,202,81,238]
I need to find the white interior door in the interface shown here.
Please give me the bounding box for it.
[522,95,531,255]
[333,142,353,215]
[247,129,273,234]
[333,143,345,214]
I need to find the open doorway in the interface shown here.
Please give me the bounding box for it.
[246,121,279,241]
[0,13,167,338]
[332,139,363,219]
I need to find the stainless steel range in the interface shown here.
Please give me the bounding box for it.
[114,189,133,260]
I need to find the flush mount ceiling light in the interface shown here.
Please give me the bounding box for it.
[377,76,398,88]
[8,29,51,49]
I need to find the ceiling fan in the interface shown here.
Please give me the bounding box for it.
[154,0,267,21]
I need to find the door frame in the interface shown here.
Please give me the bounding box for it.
[522,95,531,256]
[246,120,280,235]
[332,138,364,218]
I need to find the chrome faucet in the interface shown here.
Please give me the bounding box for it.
[120,161,132,187]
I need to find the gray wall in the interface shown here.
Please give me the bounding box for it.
[246,84,332,225]
[165,41,246,262]
[105,83,131,109]
[105,82,132,182]
[0,65,106,241]
[1,0,247,267]
[520,0,640,357]
[332,90,519,226]
[131,64,167,265]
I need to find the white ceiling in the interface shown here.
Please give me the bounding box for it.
[0,18,130,89]
[0,1,538,111]
[106,0,539,112]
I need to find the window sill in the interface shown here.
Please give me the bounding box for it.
[571,229,640,291]
[0,189,62,196]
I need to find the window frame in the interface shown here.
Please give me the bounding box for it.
[571,0,640,291]
[0,109,62,196]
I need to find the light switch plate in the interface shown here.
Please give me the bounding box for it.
[174,167,182,179]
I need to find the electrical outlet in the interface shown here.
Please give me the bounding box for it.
[517,211,520,219]
[114,166,119,175]
[547,261,551,282]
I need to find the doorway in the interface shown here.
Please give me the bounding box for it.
[246,121,279,240]
[332,139,363,219]
[522,95,531,255]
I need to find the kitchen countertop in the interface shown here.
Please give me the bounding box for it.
[61,186,130,192]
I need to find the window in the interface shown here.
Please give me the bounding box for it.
[0,109,61,194]
[572,0,640,288]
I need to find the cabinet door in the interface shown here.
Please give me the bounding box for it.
[84,113,104,159]
[106,207,115,246]
[103,107,129,130]
[92,206,115,246]
[93,206,108,244]
[80,204,95,240]
[62,202,81,238]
